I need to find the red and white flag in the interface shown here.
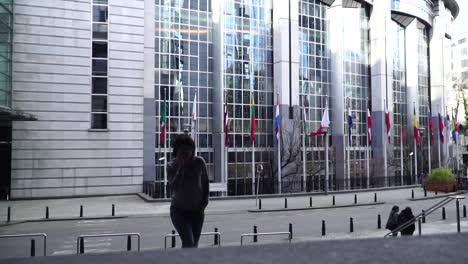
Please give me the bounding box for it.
[385,105,391,143]
[367,108,372,144]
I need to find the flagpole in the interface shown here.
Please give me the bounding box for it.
[163,87,167,198]
[347,97,351,190]
[325,98,329,194]
[400,126,404,185]
[302,103,306,192]
[366,97,370,189]
[277,92,282,194]
[438,109,442,168]
[196,87,199,156]
[383,98,388,187]
[428,114,432,175]
[224,92,228,196]
[414,102,418,185]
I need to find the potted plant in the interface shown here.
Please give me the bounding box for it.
[424,168,457,193]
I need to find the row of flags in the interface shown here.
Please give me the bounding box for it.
[159,94,460,147]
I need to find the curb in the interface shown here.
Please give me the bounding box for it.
[248,202,386,213]
[407,191,466,201]
[139,185,421,203]
[0,215,128,227]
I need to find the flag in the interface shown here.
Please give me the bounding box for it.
[438,112,445,144]
[385,105,391,143]
[428,112,434,145]
[274,95,281,143]
[250,94,256,145]
[303,105,309,137]
[367,108,373,144]
[347,107,353,145]
[309,104,330,137]
[224,99,229,146]
[451,112,457,144]
[191,92,197,139]
[160,96,166,145]
[413,106,420,145]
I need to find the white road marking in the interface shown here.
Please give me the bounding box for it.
[52,250,75,255]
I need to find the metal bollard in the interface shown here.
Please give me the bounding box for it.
[259,199,262,210]
[309,197,312,207]
[30,239,35,257]
[79,237,84,254]
[456,200,461,233]
[435,191,438,195]
[377,214,381,229]
[332,196,335,206]
[127,235,132,251]
[112,204,115,216]
[442,207,446,220]
[374,193,377,203]
[284,198,288,209]
[289,223,293,239]
[322,220,326,236]
[7,206,11,222]
[253,225,258,242]
[171,230,176,248]
[80,205,83,218]
[418,218,422,236]
[424,188,427,197]
[422,210,426,223]
[354,194,357,204]
[411,189,414,199]
[350,217,354,233]
[214,227,219,245]
[464,205,467,218]
[45,206,49,219]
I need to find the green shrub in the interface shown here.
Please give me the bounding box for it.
[427,168,455,182]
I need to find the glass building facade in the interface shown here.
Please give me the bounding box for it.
[417,21,430,175]
[0,0,12,108]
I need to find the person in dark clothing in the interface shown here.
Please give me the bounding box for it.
[398,207,416,236]
[385,206,400,237]
[167,134,209,248]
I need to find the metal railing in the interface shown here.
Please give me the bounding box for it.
[164,232,221,249]
[384,195,465,237]
[76,233,141,254]
[0,233,47,256]
[240,232,291,246]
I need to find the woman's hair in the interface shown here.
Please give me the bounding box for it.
[172,134,196,157]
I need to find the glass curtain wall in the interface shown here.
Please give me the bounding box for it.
[391,21,408,183]
[154,0,214,197]
[417,21,430,176]
[342,3,370,189]
[0,0,12,108]
[298,0,331,191]
[224,0,274,195]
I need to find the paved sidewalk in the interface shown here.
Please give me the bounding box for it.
[0,188,463,223]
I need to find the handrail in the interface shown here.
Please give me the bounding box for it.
[384,196,462,237]
[164,232,221,249]
[0,233,47,256]
[76,233,141,254]
[240,232,291,246]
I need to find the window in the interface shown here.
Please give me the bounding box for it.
[459,38,466,44]
[91,1,108,129]
[462,60,468,68]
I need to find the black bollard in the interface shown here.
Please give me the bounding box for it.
[284,198,288,209]
[259,199,262,210]
[322,220,326,236]
[354,194,357,204]
[422,210,426,223]
[442,207,446,220]
[374,193,377,203]
[214,227,219,245]
[80,205,83,218]
[253,225,258,242]
[309,197,312,207]
[79,237,84,254]
[289,223,293,239]
[424,188,427,197]
[435,191,438,195]
[112,204,115,216]
[30,239,35,257]
[411,189,414,199]
[171,230,176,248]
[377,214,381,229]
[350,217,354,233]
[127,235,132,251]
[456,200,461,233]
[7,206,10,222]
[418,218,422,236]
[45,206,49,219]
[464,205,467,218]
[332,196,335,206]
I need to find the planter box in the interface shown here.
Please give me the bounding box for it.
[424,181,457,193]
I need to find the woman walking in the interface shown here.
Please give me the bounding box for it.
[385,205,400,236]
[167,134,209,248]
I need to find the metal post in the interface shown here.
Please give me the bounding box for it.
[309,197,312,207]
[424,188,427,197]
[422,210,426,223]
[79,237,84,254]
[7,206,10,222]
[350,218,354,233]
[258,199,262,210]
[411,189,414,199]
[253,225,258,242]
[289,223,293,239]
[214,228,219,245]
[284,198,288,209]
[325,131,329,195]
[171,230,176,248]
[354,194,357,204]
[463,205,466,218]
[377,214,381,229]
[321,220,326,236]
[374,193,377,203]
[332,195,335,206]
[456,200,461,233]
[418,218,422,236]
[80,205,83,218]
[127,235,132,251]
[112,204,115,216]
[442,207,446,220]
[30,239,35,257]
[45,207,49,219]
